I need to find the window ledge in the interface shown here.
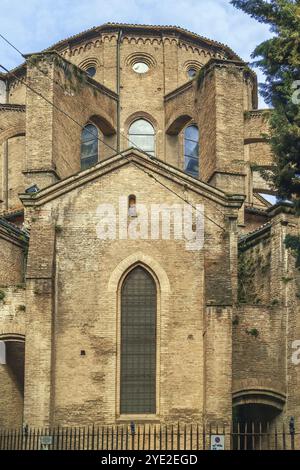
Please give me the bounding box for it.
[116,415,160,424]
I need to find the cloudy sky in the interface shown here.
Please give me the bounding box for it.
[0,0,272,106]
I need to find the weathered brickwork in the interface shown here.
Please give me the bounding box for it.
[0,285,26,428]
[19,152,242,426]
[0,24,299,433]
[0,105,26,210]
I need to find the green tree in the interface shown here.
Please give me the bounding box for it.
[231,0,300,207]
[231,0,300,265]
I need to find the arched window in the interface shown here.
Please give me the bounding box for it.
[128,194,137,217]
[120,266,157,414]
[80,123,98,170]
[184,125,199,177]
[128,119,155,156]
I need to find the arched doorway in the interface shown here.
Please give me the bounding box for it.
[120,266,157,415]
[233,403,282,450]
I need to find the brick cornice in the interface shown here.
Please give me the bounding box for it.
[0,103,25,112]
[20,148,245,210]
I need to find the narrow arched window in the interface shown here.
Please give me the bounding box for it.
[80,123,98,170]
[120,266,156,414]
[128,195,137,217]
[184,125,199,177]
[128,119,155,156]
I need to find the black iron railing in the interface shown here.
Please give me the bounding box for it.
[0,423,298,450]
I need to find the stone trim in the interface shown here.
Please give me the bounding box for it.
[232,388,286,411]
[107,252,171,419]
[0,333,25,342]
[0,125,26,145]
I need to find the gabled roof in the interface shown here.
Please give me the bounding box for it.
[239,222,272,244]
[20,148,244,209]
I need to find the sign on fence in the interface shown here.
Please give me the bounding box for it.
[40,435,53,450]
[211,435,225,450]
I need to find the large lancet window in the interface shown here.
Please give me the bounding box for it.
[80,123,99,170]
[128,119,155,156]
[120,266,157,414]
[184,124,199,177]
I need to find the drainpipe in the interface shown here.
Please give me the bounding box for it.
[116,29,122,153]
[3,140,8,210]
[3,79,9,209]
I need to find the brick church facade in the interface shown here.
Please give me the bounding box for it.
[0,24,299,432]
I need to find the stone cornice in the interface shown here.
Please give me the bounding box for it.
[245,109,271,119]
[199,58,249,79]
[267,201,295,217]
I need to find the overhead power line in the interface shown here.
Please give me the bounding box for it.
[0,33,228,231]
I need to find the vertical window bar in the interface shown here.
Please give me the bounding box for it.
[120,266,157,414]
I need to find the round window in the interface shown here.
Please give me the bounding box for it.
[86,66,96,78]
[132,62,149,74]
[188,68,197,79]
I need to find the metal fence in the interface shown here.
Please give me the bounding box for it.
[0,423,298,450]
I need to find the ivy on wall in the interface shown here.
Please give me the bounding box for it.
[238,241,271,305]
[284,234,300,268]
[28,53,98,97]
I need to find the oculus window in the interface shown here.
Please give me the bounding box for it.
[132,62,149,74]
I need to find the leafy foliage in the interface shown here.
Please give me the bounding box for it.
[28,53,98,97]
[232,1,300,269]
[231,0,300,208]
[284,234,300,267]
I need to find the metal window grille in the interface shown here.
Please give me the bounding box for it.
[120,266,157,414]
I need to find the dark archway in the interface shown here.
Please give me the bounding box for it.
[0,338,25,427]
[233,403,282,450]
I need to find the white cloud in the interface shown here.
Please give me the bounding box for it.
[0,0,272,106]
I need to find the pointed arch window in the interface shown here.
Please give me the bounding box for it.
[80,123,99,170]
[128,119,155,156]
[120,266,157,414]
[184,125,199,177]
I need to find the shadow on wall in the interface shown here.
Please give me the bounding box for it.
[0,340,25,427]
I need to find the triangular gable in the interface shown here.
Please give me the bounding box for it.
[20,148,244,209]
